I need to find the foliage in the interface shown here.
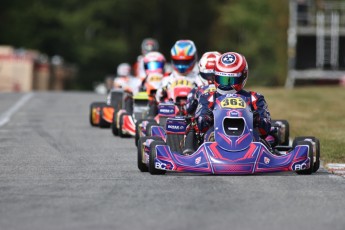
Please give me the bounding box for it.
[210,0,289,86]
[0,0,288,89]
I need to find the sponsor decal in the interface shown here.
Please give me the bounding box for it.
[230,111,239,116]
[195,156,202,165]
[155,162,166,170]
[167,125,185,130]
[220,97,246,109]
[264,157,270,164]
[294,162,308,171]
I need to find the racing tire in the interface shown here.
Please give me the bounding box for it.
[166,133,184,154]
[111,110,119,136]
[118,113,132,138]
[149,140,167,175]
[293,139,314,175]
[292,136,320,173]
[272,119,290,146]
[183,129,198,155]
[146,121,159,136]
[89,102,105,126]
[99,106,111,128]
[135,119,156,146]
[137,136,163,172]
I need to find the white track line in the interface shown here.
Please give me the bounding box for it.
[0,93,34,127]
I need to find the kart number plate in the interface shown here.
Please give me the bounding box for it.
[221,98,246,109]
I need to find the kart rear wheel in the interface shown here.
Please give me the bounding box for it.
[89,102,105,126]
[111,110,119,136]
[272,120,290,146]
[135,119,156,146]
[146,121,158,136]
[166,133,184,154]
[292,136,320,173]
[99,106,111,128]
[149,140,167,175]
[137,136,163,172]
[293,139,314,175]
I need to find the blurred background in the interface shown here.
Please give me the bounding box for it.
[1,0,345,92]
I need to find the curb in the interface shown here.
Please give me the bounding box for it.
[326,163,345,178]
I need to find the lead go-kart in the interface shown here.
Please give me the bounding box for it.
[137,93,320,175]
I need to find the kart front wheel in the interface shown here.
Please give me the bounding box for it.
[138,136,164,172]
[135,119,156,146]
[149,140,167,175]
[118,113,130,137]
[292,136,320,173]
[294,139,314,175]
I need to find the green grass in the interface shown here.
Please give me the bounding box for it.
[251,86,345,164]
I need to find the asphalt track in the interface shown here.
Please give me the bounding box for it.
[0,92,345,230]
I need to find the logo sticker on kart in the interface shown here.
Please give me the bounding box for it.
[195,156,202,165]
[220,98,246,109]
[264,157,270,164]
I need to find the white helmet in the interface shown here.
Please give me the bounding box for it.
[198,51,221,85]
[117,63,131,76]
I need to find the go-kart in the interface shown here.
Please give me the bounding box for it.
[135,77,194,145]
[137,93,320,175]
[89,89,130,128]
[112,73,162,137]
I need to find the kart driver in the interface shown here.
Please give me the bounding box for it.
[133,38,160,80]
[186,51,221,115]
[195,52,272,142]
[113,63,141,94]
[155,39,201,104]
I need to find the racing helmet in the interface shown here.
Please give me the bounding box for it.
[170,40,197,75]
[214,52,248,91]
[143,51,166,75]
[117,63,131,77]
[198,51,221,85]
[141,38,159,55]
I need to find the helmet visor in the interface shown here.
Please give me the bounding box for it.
[144,61,164,71]
[215,75,240,88]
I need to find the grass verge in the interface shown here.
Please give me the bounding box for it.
[252,86,345,164]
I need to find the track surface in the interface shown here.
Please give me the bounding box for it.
[0,92,344,230]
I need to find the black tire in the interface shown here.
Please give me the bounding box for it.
[146,121,159,136]
[135,119,156,146]
[118,113,127,137]
[166,134,184,154]
[293,139,314,175]
[149,140,167,175]
[293,136,320,173]
[183,130,198,155]
[111,110,119,136]
[272,119,290,146]
[137,136,163,172]
[89,102,105,126]
[99,106,111,128]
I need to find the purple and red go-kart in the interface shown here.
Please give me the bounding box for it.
[137,93,320,175]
